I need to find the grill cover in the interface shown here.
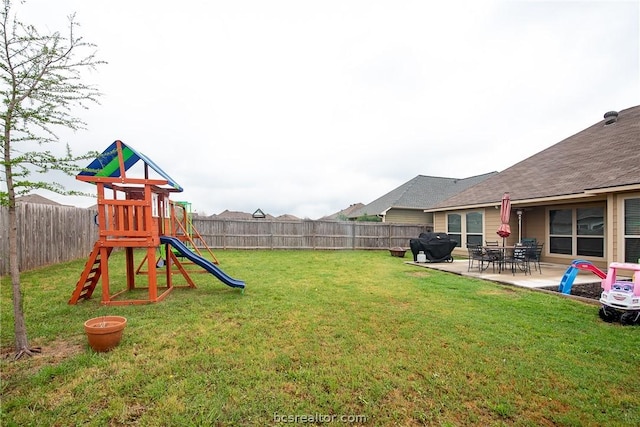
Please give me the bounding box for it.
[409,232,457,262]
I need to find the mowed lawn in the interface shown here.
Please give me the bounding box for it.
[1,250,639,426]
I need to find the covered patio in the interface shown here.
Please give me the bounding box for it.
[406,258,602,304]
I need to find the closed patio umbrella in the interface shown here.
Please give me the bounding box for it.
[497,192,511,245]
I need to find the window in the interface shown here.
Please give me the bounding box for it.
[624,197,640,263]
[447,214,461,247]
[576,208,604,257]
[549,209,572,254]
[466,212,483,246]
[549,207,604,257]
[447,211,484,247]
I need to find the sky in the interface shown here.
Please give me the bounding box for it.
[8,0,640,219]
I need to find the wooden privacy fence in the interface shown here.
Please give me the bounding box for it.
[0,204,431,275]
[0,203,100,276]
[191,218,430,250]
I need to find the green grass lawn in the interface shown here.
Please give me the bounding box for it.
[1,250,639,426]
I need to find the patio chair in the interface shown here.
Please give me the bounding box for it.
[484,242,504,270]
[467,244,498,273]
[525,243,544,274]
[504,245,530,275]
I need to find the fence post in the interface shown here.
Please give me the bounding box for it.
[352,221,356,249]
[269,219,274,249]
[223,219,227,249]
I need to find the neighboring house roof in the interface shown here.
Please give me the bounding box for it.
[15,194,62,205]
[349,173,498,218]
[322,203,365,220]
[429,105,640,210]
[276,214,301,221]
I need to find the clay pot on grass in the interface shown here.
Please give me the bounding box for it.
[84,316,127,352]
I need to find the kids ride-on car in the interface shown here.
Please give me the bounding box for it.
[598,262,640,325]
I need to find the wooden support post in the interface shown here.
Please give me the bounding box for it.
[165,242,172,289]
[126,247,135,291]
[147,247,158,301]
[100,246,111,304]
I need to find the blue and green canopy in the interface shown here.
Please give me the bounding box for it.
[78,140,183,192]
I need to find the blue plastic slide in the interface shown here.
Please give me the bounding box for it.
[558,265,580,294]
[159,236,245,289]
[558,259,606,294]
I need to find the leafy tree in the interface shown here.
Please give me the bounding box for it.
[356,213,381,222]
[0,0,105,359]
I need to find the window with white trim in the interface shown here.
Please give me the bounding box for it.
[549,207,604,257]
[466,212,483,246]
[447,213,461,247]
[447,211,484,247]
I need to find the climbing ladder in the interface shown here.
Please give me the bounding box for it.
[69,243,113,304]
[171,201,219,264]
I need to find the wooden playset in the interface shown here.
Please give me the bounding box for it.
[68,140,244,306]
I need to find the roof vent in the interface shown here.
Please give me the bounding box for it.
[603,110,618,125]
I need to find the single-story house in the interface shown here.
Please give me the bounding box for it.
[349,173,498,225]
[15,194,63,205]
[321,203,366,221]
[426,105,640,270]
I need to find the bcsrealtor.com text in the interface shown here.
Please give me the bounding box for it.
[273,412,367,423]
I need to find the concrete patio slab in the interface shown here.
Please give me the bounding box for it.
[405,259,602,291]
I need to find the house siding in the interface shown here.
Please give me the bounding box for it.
[384,209,433,226]
[483,208,505,244]
[434,213,447,235]
[609,194,617,263]
[521,207,545,246]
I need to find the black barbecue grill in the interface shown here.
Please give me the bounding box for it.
[409,232,457,263]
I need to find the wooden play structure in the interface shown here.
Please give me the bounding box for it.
[69,140,244,306]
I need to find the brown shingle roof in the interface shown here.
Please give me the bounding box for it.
[322,203,365,220]
[276,214,301,221]
[15,194,62,205]
[350,173,498,218]
[431,105,640,209]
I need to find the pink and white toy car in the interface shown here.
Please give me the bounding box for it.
[599,262,640,325]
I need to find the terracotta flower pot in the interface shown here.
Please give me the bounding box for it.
[84,316,127,352]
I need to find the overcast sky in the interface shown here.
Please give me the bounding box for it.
[11,0,640,219]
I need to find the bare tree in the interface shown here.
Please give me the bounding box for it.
[0,0,105,359]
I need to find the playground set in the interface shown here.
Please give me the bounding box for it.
[559,259,640,325]
[68,140,245,306]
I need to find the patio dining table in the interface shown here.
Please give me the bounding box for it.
[481,245,529,274]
